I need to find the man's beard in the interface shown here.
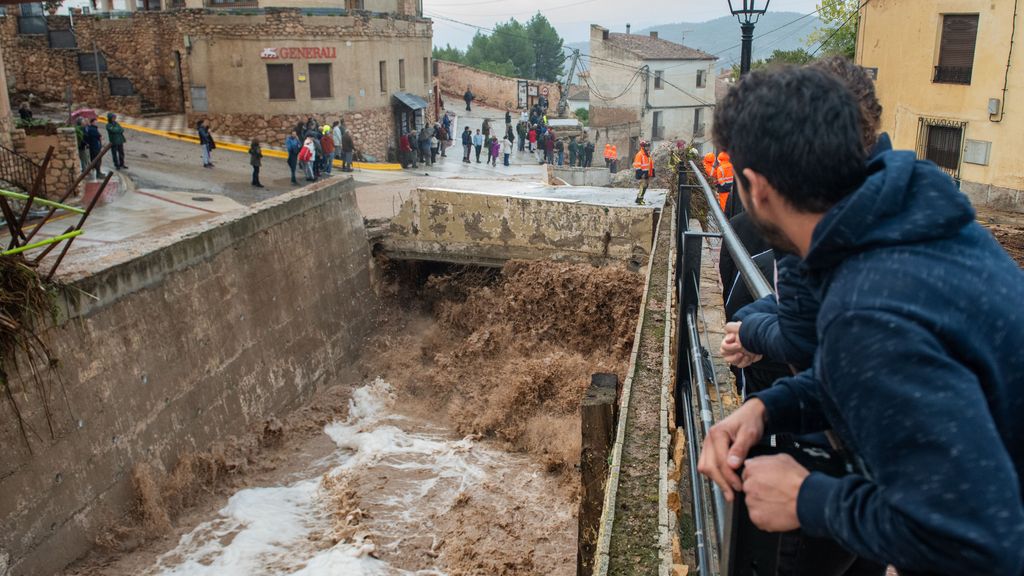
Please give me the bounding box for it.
[740,188,800,254]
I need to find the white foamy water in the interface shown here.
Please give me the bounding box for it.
[146,378,524,576]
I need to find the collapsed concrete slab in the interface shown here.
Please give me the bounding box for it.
[379,186,666,268]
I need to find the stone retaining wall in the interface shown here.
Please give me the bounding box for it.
[8,127,79,198]
[0,178,377,575]
[435,59,562,112]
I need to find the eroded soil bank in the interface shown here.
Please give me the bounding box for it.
[62,259,643,576]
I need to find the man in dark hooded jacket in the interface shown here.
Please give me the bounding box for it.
[698,65,1024,576]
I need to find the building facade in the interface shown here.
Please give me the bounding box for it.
[857,0,1024,211]
[1,1,432,160]
[588,25,716,160]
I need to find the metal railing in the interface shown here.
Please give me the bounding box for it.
[673,159,773,576]
[0,144,47,199]
[933,65,973,84]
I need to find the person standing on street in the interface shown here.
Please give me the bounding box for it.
[418,125,432,166]
[399,131,414,169]
[430,129,439,164]
[482,118,491,141]
[489,136,500,167]
[197,119,215,168]
[555,137,564,166]
[320,125,336,176]
[341,131,355,172]
[502,134,512,166]
[544,132,555,165]
[300,136,316,181]
[633,140,653,205]
[505,108,512,126]
[464,88,474,112]
[248,138,264,188]
[528,126,537,153]
[472,129,484,163]
[84,118,103,179]
[461,126,472,163]
[584,138,595,168]
[517,121,527,152]
[285,133,300,184]
[74,118,90,173]
[105,113,127,170]
[568,136,578,167]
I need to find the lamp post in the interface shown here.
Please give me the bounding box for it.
[728,0,771,76]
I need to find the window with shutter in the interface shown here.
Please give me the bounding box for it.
[916,117,966,179]
[934,14,978,84]
[267,64,295,100]
[309,63,331,99]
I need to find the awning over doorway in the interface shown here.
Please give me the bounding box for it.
[393,92,428,110]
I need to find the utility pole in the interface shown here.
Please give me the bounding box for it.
[739,21,755,75]
[640,65,650,139]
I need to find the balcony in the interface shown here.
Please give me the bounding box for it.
[933,65,972,85]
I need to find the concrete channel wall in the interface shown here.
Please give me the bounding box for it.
[0,179,377,575]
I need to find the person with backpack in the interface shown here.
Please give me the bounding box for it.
[248,139,264,188]
[285,133,300,184]
[463,88,474,112]
[299,136,316,181]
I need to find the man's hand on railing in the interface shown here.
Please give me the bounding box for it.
[721,321,762,368]
[741,454,808,532]
[697,398,767,502]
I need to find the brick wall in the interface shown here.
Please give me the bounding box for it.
[435,60,562,113]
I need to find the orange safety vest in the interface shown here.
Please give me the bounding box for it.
[610,145,617,159]
[714,162,734,210]
[604,143,613,160]
[633,149,652,176]
[715,162,734,186]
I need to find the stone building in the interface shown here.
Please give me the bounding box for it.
[587,24,716,160]
[1,0,433,160]
[857,0,1024,212]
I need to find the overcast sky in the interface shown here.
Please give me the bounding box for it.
[426,0,822,48]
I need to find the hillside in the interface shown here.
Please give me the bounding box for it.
[565,12,822,73]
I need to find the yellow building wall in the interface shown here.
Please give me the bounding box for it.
[857,0,1024,209]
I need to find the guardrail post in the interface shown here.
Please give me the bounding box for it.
[578,372,618,576]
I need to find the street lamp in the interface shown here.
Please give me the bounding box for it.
[728,0,771,76]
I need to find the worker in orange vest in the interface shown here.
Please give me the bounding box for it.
[703,152,717,184]
[713,151,734,212]
[610,144,618,173]
[604,143,614,168]
[633,140,654,205]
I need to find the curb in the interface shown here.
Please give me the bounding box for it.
[98,117,403,171]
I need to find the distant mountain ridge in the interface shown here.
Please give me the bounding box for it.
[564,12,823,73]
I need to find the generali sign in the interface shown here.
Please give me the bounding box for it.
[260,47,338,60]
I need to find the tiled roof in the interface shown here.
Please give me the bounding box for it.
[606,32,717,61]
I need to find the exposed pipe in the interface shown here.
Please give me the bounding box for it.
[993,0,1018,123]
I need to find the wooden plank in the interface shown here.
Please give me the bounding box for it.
[578,372,618,576]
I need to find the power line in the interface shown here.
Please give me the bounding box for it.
[809,0,867,56]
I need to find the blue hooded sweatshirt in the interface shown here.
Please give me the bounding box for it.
[752,149,1024,575]
[735,134,896,372]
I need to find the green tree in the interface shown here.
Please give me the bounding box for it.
[730,48,816,79]
[464,20,535,78]
[527,13,564,82]
[575,107,589,125]
[807,0,859,59]
[432,16,565,82]
[433,44,464,63]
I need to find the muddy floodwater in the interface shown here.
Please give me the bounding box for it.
[143,379,574,575]
[64,261,642,576]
